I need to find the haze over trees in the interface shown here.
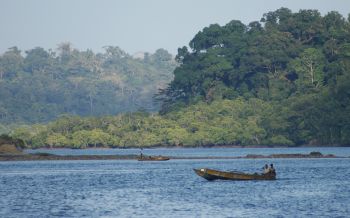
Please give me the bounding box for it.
[0,44,176,124]
[3,8,350,148]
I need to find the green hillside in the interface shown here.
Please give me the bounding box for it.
[0,45,176,124]
[5,8,350,147]
[159,8,350,146]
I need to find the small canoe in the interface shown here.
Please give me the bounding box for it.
[193,168,276,181]
[138,155,170,161]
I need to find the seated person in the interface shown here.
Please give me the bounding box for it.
[263,164,269,174]
[269,164,276,174]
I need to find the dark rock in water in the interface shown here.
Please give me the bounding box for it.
[245,151,336,159]
[309,151,322,156]
[245,154,265,158]
[35,152,54,156]
[325,154,336,158]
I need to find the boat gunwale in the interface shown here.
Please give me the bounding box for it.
[137,155,170,161]
[194,168,276,181]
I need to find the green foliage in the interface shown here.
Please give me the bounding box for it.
[0,124,10,135]
[10,125,33,147]
[0,46,176,123]
[5,8,350,147]
[290,48,326,91]
[159,8,350,146]
[265,135,294,146]
[46,133,69,148]
[71,130,91,148]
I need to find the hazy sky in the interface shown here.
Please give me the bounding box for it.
[1,0,350,55]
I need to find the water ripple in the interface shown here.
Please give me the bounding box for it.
[1,151,350,217]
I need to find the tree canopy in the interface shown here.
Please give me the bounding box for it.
[4,8,350,147]
[0,45,176,123]
[159,8,350,146]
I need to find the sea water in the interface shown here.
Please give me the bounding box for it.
[24,146,350,157]
[1,148,350,217]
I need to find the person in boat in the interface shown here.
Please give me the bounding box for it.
[269,164,276,174]
[263,164,269,174]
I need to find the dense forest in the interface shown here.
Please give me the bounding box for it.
[3,8,350,148]
[0,44,176,124]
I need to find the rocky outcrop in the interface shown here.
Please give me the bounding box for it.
[245,152,336,159]
[0,135,24,154]
[0,154,139,161]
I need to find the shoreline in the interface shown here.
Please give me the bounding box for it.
[0,152,346,161]
[23,144,350,151]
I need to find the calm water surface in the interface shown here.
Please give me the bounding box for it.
[25,146,350,157]
[1,148,350,217]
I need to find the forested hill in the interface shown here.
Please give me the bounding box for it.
[163,8,350,106]
[5,8,350,148]
[158,8,350,146]
[0,45,176,123]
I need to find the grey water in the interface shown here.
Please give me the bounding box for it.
[1,148,350,217]
[25,146,350,157]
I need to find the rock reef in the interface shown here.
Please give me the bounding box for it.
[0,150,342,161]
[244,151,336,159]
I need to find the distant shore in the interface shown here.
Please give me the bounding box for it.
[0,151,345,161]
[23,144,350,151]
[1,142,348,161]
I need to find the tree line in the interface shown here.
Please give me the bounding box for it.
[159,8,350,146]
[3,8,350,147]
[0,44,176,124]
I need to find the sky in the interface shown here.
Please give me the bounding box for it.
[1,0,350,55]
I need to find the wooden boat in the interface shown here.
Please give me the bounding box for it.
[193,168,276,181]
[137,155,170,161]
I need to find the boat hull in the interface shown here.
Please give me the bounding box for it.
[138,156,170,161]
[194,168,276,181]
